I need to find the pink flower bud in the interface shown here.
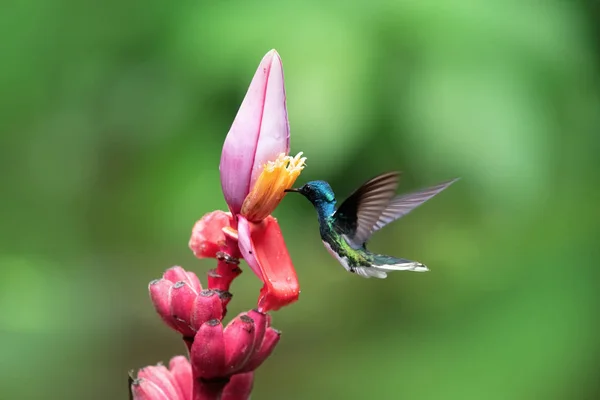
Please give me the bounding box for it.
[220,50,290,216]
[137,365,184,400]
[164,266,202,293]
[169,281,198,338]
[131,361,189,400]
[150,268,230,338]
[191,319,227,380]
[223,314,256,374]
[239,327,281,373]
[149,279,179,332]
[246,309,268,362]
[222,372,254,400]
[189,211,233,259]
[130,378,166,400]
[191,290,224,331]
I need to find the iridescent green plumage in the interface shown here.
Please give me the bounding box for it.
[286,172,458,278]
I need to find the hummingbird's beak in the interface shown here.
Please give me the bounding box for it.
[284,188,300,193]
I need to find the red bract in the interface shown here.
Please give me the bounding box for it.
[238,216,299,311]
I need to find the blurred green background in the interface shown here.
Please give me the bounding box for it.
[2,1,599,399]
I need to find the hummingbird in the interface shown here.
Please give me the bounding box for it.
[285,172,458,278]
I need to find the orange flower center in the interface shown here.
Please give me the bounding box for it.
[240,152,306,222]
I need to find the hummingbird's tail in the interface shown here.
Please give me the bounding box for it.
[354,254,429,279]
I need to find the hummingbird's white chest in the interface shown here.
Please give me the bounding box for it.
[321,240,408,279]
[322,240,352,273]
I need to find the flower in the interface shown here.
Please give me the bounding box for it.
[130,356,256,400]
[189,211,234,259]
[190,49,304,312]
[219,50,304,219]
[130,356,192,400]
[133,50,300,400]
[190,310,280,379]
[239,152,306,223]
[149,267,226,339]
[143,267,281,400]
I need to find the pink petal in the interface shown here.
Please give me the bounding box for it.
[220,50,290,215]
[168,356,193,400]
[164,266,203,293]
[131,378,170,400]
[237,216,264,280]
[250,51,290,186]
[189,211,233,259]
[137,365,185,400]
[237,215,300,312]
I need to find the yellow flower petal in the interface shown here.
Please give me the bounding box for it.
[240,152,306,222]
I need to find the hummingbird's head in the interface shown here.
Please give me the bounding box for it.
[285,180,336,207]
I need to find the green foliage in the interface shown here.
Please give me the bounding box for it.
[1,0,598,399]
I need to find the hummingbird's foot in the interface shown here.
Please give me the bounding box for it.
[216,251,240,265]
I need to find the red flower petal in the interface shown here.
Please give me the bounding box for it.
[237,215,299,312]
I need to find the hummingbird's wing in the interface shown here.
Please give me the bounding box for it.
[370,178,459,234]
[332,172,400,248]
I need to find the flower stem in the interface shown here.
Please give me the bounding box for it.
[193,378,229,400]
[207,234,243,306]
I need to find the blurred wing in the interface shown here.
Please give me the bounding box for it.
[371,178,459,234]
[333,172,400,248]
